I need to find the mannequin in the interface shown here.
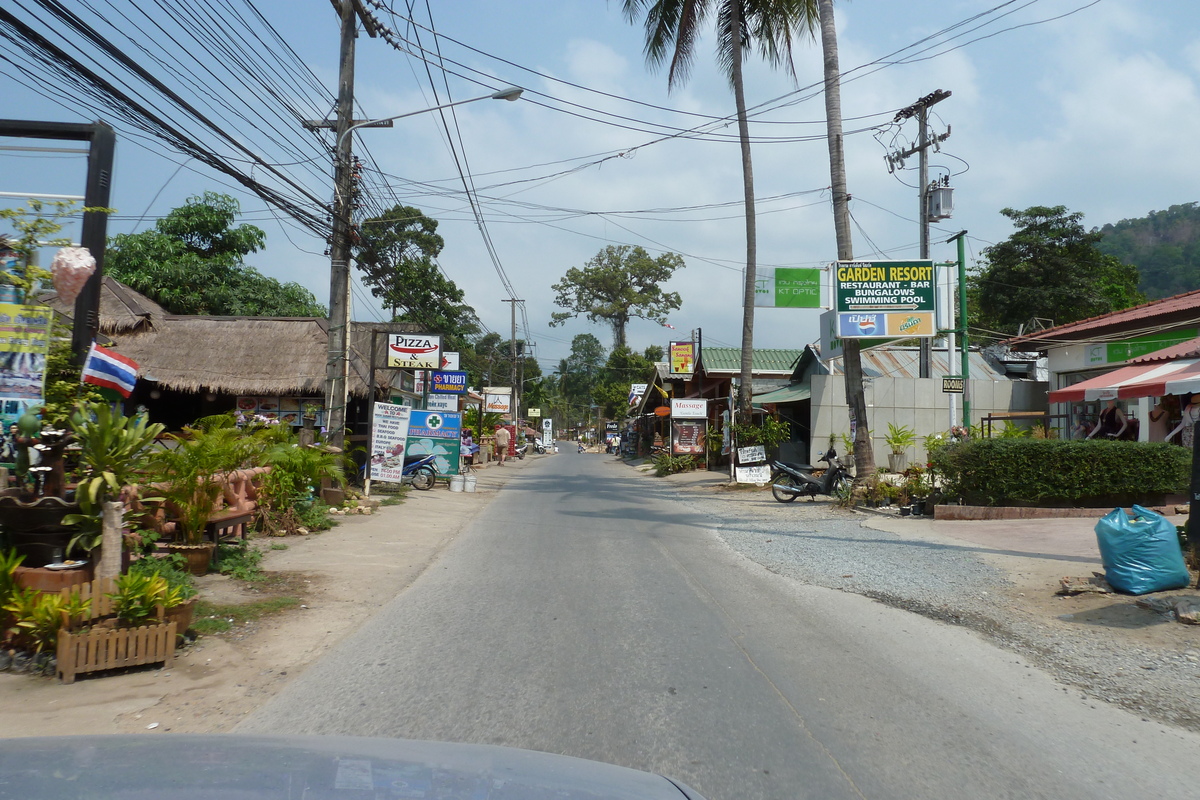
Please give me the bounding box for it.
[1087,398,1127,440]
[1167,394,1200,447]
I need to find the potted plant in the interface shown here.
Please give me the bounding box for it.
[149,426,261,575]
[127,554,197,635]
[64,403,165,567]
[884,423,916,473]
[836,433,855,470]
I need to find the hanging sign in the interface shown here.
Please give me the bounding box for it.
[483,387,512,415]
[440,351,460,371]
[430,370,467,394]
[669,341,696,376]
[754,267,823,308]
[387,333,442,369]
[834,260,936,338]
[670,398,707,419]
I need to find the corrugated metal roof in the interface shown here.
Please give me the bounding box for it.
[701,347,803,374]
[1005,288,1200,349]
[1129,336,1200,363]
[823,347,1009,379]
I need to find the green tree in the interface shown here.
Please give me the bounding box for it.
[550,245,684,349]
[594,345,657,419]
[972,206,1144,338]
[354,204,478,339]
[622,0,819,419]
[106,192,325,316]
[556,334,607,422]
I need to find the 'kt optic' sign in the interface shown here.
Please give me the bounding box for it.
[387,334,442,369]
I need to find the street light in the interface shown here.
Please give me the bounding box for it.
[324,86,524,451]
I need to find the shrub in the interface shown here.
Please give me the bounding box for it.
[652,452,699,477]
[929,438,1190,506]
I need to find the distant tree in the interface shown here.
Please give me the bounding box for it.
[556,333,607,415]
[106,192,325,316]
[971,206,1143,338]
[594,345,658,419]
[550,245,684,349]
[354,204,479,340]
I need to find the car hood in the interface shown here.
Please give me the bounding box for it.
[0,734,706,800]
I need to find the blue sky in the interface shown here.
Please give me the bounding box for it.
[2,0,1198,372]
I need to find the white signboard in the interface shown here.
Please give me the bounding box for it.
[628,383,648,407]
[542,417,553,442]
[440,351,460,371]
[737,445,766,464]
[425,394,456,412]
[735,465,772,484]
[484,387,512,414]
[671,398,708,419]
[387,333,442,369]
[369,403,413,483]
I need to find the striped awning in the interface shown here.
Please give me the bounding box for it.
[1047,358,1200,403]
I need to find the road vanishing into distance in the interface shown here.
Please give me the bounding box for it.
[240,449,1200,800]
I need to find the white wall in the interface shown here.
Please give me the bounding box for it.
[809,375,1049,464]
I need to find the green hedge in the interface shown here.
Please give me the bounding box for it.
[928,438,1191,507]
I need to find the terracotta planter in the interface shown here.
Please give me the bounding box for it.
[164,598,196,636]
[164,542,215,576]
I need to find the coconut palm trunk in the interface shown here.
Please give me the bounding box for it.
[731,3,758,422]
[818,0,874,478]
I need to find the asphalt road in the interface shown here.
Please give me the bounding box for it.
[239,449,1200,800]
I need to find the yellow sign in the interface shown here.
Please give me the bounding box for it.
[669,341,695,375]
[527,408,541,417]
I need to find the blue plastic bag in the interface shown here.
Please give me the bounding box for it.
[1093,505,1191,595]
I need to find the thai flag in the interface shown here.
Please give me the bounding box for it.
[81,343,139,398]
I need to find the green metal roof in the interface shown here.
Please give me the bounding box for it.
[701,347,803,374]
[752,383,811,404]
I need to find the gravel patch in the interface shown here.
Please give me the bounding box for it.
[649,474,1200,733]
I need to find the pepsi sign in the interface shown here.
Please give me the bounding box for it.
[838,313,883,338]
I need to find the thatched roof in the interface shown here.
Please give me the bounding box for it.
[109,317,422,397]
[40,276,166,334]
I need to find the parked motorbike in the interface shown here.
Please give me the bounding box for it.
[401,453,438,490]
[769,447,852,503]
[532,439,546,455]
[513,443,529,460]
[578,442,586,454]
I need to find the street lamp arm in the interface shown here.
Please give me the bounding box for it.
[336,86,523,151]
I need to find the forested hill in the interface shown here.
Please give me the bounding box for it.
[1095,202,1200,299]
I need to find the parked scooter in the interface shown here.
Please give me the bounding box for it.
[401,453,438,490]
[577,442,586,454]
[532,438,546,455]
[769,447,852,503]
[513,442,529,460]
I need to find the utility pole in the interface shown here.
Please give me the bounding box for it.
[502,298,522,422]
[304,2,379,452]
[947,230,971,428]
[889,89,951,379]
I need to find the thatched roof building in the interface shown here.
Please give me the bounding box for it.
[41,276,166,335]
[42,279,420,399]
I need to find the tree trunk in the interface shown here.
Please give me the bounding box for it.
[818,0,874,479]
[97,500,124,581]
[732,3,758,423]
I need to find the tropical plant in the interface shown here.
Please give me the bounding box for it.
[127,553,198,602]
[4,587,88,654]
[108,572,182,627]
[0,549,25,623]
[732,417,791,456]
[884,423,916,455]
[621,0,819,422]
[258,439,345,510]
[149,426,261,545]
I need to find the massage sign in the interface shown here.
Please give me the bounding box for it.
[834,260,935,338]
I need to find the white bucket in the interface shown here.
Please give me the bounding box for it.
[449,475,465,492]
[464,474,477,493]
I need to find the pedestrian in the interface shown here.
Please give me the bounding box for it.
[494,423,511,466]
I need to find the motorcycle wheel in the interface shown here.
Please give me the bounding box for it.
[834,474,853,497]
[771,473,800,503]
[411,466,437,491]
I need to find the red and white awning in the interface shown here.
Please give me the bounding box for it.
[1048,358,1200,403]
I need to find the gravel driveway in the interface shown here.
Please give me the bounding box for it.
[639,466,1200,733]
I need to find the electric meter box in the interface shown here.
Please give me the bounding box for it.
[927,186,954,220]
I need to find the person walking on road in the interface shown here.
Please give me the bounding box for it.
[494,424,511,466]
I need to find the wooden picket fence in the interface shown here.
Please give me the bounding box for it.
[55,577,176,684]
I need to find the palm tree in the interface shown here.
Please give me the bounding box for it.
[621,0,819,422]
[816,0,873,478]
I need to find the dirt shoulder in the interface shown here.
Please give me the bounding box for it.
[0,464,519,738]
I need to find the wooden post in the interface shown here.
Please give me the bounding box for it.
[97,500,123,580]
